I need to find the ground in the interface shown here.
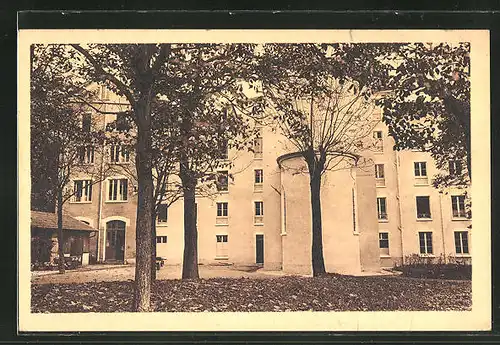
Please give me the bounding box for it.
[31,264,471,313]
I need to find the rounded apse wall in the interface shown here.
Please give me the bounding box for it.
[278,152,363,275]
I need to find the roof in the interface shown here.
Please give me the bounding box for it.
[31,211,98,232]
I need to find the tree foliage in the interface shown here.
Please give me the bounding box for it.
[377,43,471,189]
[154,44,262,279]
[258,44,382,276]
[31,44,108,273]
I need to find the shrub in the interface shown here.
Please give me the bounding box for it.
[394,254,471,280]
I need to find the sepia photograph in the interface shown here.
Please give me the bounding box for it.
[18,29,491,332]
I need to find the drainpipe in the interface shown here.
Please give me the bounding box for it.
[96,113,106,262]
[439,193,446,263]
[394,151,405,265]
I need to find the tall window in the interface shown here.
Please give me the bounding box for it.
[99,85,109,100]
[254,201,264,224]
[254,131,263,159]
[449,160,462,176]
[216,171,229,192]
[414,162,427,177]
[373,131,383,152]
[108,178,128,201]
[157,204,168,223]
[379,232,389,256]
[377,197,388,220]
[416,196,431,219]
[73,179,92,202]
[255,169,264,184]
[82,113,92,132]
[254,169,264,192]
[219,139,229,160]
[78,146,95,164]
[451,195,467,218]
[454,231,470,254]
[216,234,228,258]
[109,145,130,163]
[375,164,385,187]
[216,202,228,217]
[419,232,433,254]
[375,164,385,179]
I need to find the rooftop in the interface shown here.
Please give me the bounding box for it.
[31,211,97,232]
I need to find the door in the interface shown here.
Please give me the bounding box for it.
[105,220,125,262]
[256,234,264,265]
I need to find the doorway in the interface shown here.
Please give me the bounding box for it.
[256,234,264,265]
[105,220,125,262]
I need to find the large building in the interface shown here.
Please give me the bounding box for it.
[64,86,472,275]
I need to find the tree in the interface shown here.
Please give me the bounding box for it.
[258,44,382,276]
[71,43,172,311]
[376,43,471,189]
[157,44,261,279]
[31,44,108,273]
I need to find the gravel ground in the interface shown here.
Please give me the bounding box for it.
[31,274,471,313]
[31,264,291,285]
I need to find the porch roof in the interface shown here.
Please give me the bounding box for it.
[31,211,97,232]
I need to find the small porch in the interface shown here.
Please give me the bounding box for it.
[31,211,98,270]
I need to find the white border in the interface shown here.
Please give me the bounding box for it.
[18,29,491,332]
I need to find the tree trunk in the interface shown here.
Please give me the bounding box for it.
[309,170,326,277]
[132,102,154,312]
[56,189,65,274]
[180,158,199,279]
[151,213,157,282]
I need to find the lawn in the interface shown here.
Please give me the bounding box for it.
[31,274,471,313]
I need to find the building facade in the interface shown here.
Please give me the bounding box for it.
[63,87,472,275]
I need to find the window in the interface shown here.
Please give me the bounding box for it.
[254,131,263,159]
[254,201,264,224]
[416,196,431,219]
[219,139,229,160]
[216,202,228,217]
[449,160,462,176]
[216,234,228,258]
[157,204,168,223]
[254,169,264,192]
[82,113,92,132]
[156,236,167,244]
[116,113,130,131]
[73,179,92,202]
[375,164,385,187]
[414,162,427,176]
[414,162,429,185]
[377,197,388,220]
[379,232,389,256]
[454,231,469,254]
[78,146,95,164]
[255,201,264,216]
[375,164,385,179]
[255,169,264,184]
[108,178,128,201]
[99,85,109,100]
[419,232,433,254]
[451,195,467,218]
[373,131,383,152]
[109,145,130,163]
[216,171,229,192]
[216,202,229,225]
